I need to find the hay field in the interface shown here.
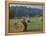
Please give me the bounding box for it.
[9,17,43,32]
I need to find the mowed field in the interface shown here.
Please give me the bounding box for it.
[9,17,43,32]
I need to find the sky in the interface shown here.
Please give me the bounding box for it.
[10,4,43,9]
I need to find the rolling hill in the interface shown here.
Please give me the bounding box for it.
[9,6,43,19]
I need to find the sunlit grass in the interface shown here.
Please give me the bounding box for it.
[9,17,43,32]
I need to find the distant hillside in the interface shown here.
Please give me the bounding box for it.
[9,6,43,19]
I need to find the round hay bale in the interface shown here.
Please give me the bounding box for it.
[14,21,27,32]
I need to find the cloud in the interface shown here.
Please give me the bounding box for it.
[10,4,43,9]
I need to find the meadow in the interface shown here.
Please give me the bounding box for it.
[9,16,43,32]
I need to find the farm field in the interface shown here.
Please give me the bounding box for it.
[9,17,43,33]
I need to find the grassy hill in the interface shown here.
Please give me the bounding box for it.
[9,6,42,19]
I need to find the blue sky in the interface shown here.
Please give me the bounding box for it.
[10,4,43,9]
